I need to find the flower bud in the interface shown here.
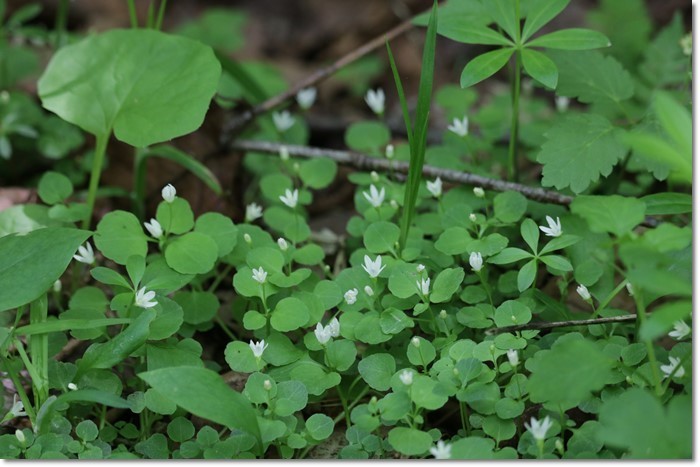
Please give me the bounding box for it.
[244,233,252,244]
[161,184,176,203]
[279,146,290,161]
[473,187,485,198]
[68,383,78,391]
[15,429,25,444]
[364,285,374,297]
[411,336,420,348]
[469,213,477,222]
[53,279,62,293]
[371,171,380,182]
[385,144,394,159]
[264,379,272,391]
[277,238,289,251]
[439,310,447,319]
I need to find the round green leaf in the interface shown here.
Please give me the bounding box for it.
[270,297,310,332]
[494,300,532,327]
[194,212,237,257]
[38,29,221,146]
[167,417,195,443]
[345,121,390,153]
[363,221,399,254]
[38,171,73,205]
[94,210,148,265]
[165,232,218,275]
[387,427,432,456]
[493,191,527,223]
[305,414,334,441]
[157,198,194,235]
[299,158,337,189]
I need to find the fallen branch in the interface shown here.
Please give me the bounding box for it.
[488,314,639,335]
[219,16,416,142]
[230,140,660,228]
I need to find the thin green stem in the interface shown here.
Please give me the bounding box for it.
[0,356,37,424]
[634,294,662,396]
[81,133,110,230]
[54,0,70,48]
[508,50,522,182]
[154,0,168,30]
[591,279,629,318]
[133,148,147,221]
[28,296,49,407]
[126,0,139,28]
[336,385,351,427]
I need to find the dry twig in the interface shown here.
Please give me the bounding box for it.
[488,314,639,335]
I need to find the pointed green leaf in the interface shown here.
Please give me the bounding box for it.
[522,0,570,41]
[479,0,518,41]
[446,24,513,46]
[460,48,514,88]
[528,28,611,50]
[521,48,558,89]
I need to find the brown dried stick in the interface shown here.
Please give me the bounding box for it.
[488,314,639,335]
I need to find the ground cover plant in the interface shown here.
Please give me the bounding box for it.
[0,0,692,460]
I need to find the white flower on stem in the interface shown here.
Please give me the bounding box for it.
[417,278,430,296]
[555,96,570,112]
[15,429,25,444]
[73,242,95,265]
[296,87,317,109]
[272,111,295,132]
[314,322,332,345]
[473,187,485,198]
[416,264,425,273]
[447,116,469,137]
[9,395,27,418]
[252,267,268,284]
[539,215,563,237]
[469,252,483,272]
[385,144,394,159]
[134,287,157,309]
[363,184,385,208]
[661,357,685,378]
[144,218,163,239]
[469,213,477,222]
[327,318,340,338]
[506,349,519,367]
[245,203,263,222]
[277,238,289,251]
[362,255,385,278]
[161,184,176,203]
[399,369,414,386]
[279,145,290,161]
[364,285,374,297]
[427,177,442,198]
[669,320,691,340]
[279,188,299,208]
[67,383,78,391]
[576,284,591,301]
[364,88,385,115]
[249,339,268,359]
[525,416,553,441]
[430,440,452,460]
[344,288,359,305]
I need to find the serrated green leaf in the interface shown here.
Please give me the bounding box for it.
[570,195,645,237]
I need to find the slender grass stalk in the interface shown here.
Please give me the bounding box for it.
[146,1,156,29]
[126,0,138,28]
[507,0,522,182]
[633,294,663,396]
[154,0,168,31]
[54,0,70,48]
[28,295,49,408]
[82,133,109,229]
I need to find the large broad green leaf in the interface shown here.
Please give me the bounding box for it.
[548,50,633,106]
[460,48,514,88]
[0,227,91,312]
[570,195,645,237]
[94,210,149,265]
[598,389,691,458]
[537,114,627,194]
[139,366,261,452]
[38,29,221,147]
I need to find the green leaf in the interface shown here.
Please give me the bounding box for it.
[38,171,73,205]
[520,219,539,253]
[305,414,334,441]
[517,259,537,292]
[270,297,309,332]
[176,8,247,53]
[139,366,261,452]
[194,213,238,257]
[139,145,222,196]
[165,232,219,275]
[94,211,148,265]
[167,417,195,443]
[363,221,399,254]
[0,227,91,312]
[344,121,390,154]
[460,48,514,88]
[522,0,570,41]
[528,28,610,50]
[537,114,627,194]
[528,334,614,409]
[653,91,692,164]
[539,234,581,255]
[494,300,532,327]
[598,389,690,458]
[548,50,633,106]
[570,195,645,237]
[639,300,691,342]
[479,0,518,41]
[493,191,527,223]
[521,48,558,89]
[157,198,194,235]
[451,437,495,459]
[358,353,395,391]
[488,247,532,265]
[38,29,221,146]
[445,24,513,46]
[15,318,130,336]
[76,420,99,442]
[540,254,573,272]
[430,267,465,303]
[273,380,308,417]
[387,427,432,456]
[298,158,337,189]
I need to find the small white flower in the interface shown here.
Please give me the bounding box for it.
[669,320,691,340]
[67,383,78,391]
[272,110,295,132]
[73,242,95,265]
[399,369,414,386]
[161,184,176,203]
[362,184,385,208]
[277,238,289,251]
[15,429,25,444]
[427,177,442,198]
[555,96,570,112]
[539,215,563,237]
[252,267,268,284]
[576,284,591,301]
[296,87,317,109]
[626,282,634,296]
[661,357,685,379]
[244,233,252,244]
[430,440,452,460]
[365,88,385,115]
[507,349,519,367]
[417,278,430,296]
[9,395,26,418]
[144,218,163,239]
[279,145,290,161]
[249,339,268,359]
[416,264,425,273]
[53,279,62,293]
[314,322,332,345]
[447,116,469,137]
[279,188,299,208]
[245,203,263,222]
[385,144,394,159]
[263,379,273,391]
[411,336,421,348]
[344,288,359,305]
[525,416,553,441]
[469,252,483,272]
[473,187,485,198]
[327,318,340,338]
[134,287,157,308]
[469,213,477,222]
[364,285,374,297]
[362,255,385,278]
